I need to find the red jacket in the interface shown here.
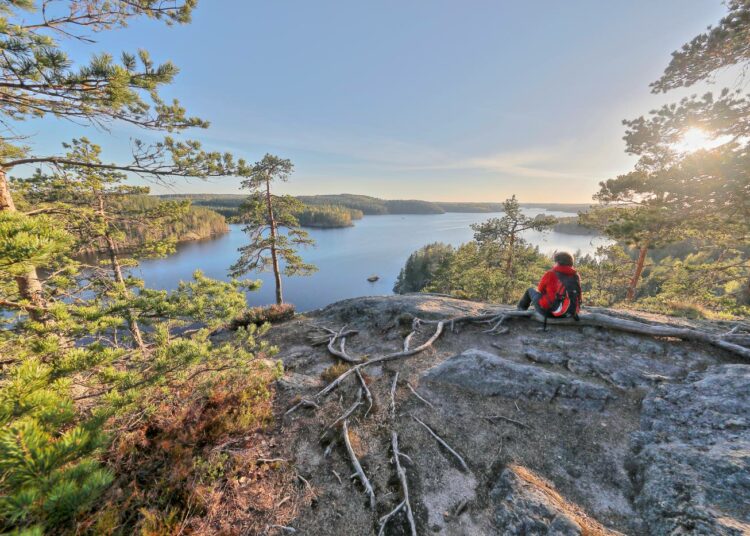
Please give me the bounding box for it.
[537,264,582,311]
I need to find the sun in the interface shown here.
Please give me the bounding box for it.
[673,127,728,153]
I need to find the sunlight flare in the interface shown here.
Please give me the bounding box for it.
[673,127,728,153]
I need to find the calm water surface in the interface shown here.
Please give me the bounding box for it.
[134,210,609,311]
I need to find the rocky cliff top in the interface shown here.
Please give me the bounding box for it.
[259,294,749,535]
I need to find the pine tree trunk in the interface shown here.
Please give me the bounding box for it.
[502,231,516,303]
[265,178,283,304]
[1,167,48,321]
[0,168,15,211]
[627,245,648,302]
[505,232,515,277]
[98,195,146,352]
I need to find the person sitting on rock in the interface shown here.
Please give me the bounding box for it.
[517,251,582,320]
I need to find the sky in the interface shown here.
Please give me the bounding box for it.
[14,1,733,202]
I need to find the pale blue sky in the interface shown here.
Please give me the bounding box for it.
[16,1,732,202]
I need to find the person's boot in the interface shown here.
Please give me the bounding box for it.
[517,290,531,310]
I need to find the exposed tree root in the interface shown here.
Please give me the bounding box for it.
[389,372,399,420]
[377,500,405,536]
[314,319,445,400]
[356,368,374,417]
[484,413,528,429]
[412,415,469,473]
[318,325,363,363]
[406,381,435,409]
[284,398,320,416]
[379,432,418,536]
[327,388,363,430]
[290,305,749,533]
[342,420,376,509]
[483,314,510,334]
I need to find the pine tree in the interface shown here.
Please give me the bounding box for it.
[0,1,250,317]
[582,185,684,301]
[14,138,199,352]
[230,154,317,305]
[597,0,750,306]
[0,4,272,532]
[393,243,455,294]
[471,195,556,283]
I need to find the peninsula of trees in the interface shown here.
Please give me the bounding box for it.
[159,193,592,229]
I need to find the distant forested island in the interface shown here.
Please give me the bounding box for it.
[157,193,592,228]
[79,195,229,255]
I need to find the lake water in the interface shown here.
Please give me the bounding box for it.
[133,210,609,311]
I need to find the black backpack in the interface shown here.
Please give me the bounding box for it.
[543,272,582,327]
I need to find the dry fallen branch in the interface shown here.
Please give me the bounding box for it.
[552,310,750,360]
[342,420,376,509]
[412,415,469,472]
[256,458,288,464]
[425,309,750,360]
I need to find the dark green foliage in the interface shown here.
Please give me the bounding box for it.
[157,194,591,224]
[426,240,550,303]
[295,204,364,228]
[298,195,444,215]
[16,186,227,256]
[0,1,203,141]
[297,194,389,214]
[383,199,444,214]
[393,242,455,294]
[471,196,557,248]
[231,193,315,277]
[0,262,270,532]
[158,193,247,220]
[652,0,750,92]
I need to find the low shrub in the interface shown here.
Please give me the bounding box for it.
[231,303,295,329]
[80,360,307,535]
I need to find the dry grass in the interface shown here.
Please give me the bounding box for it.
[509,464,623,536]
[320,362,350,383]
[82,367,311,535]
[346,427,368,459]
